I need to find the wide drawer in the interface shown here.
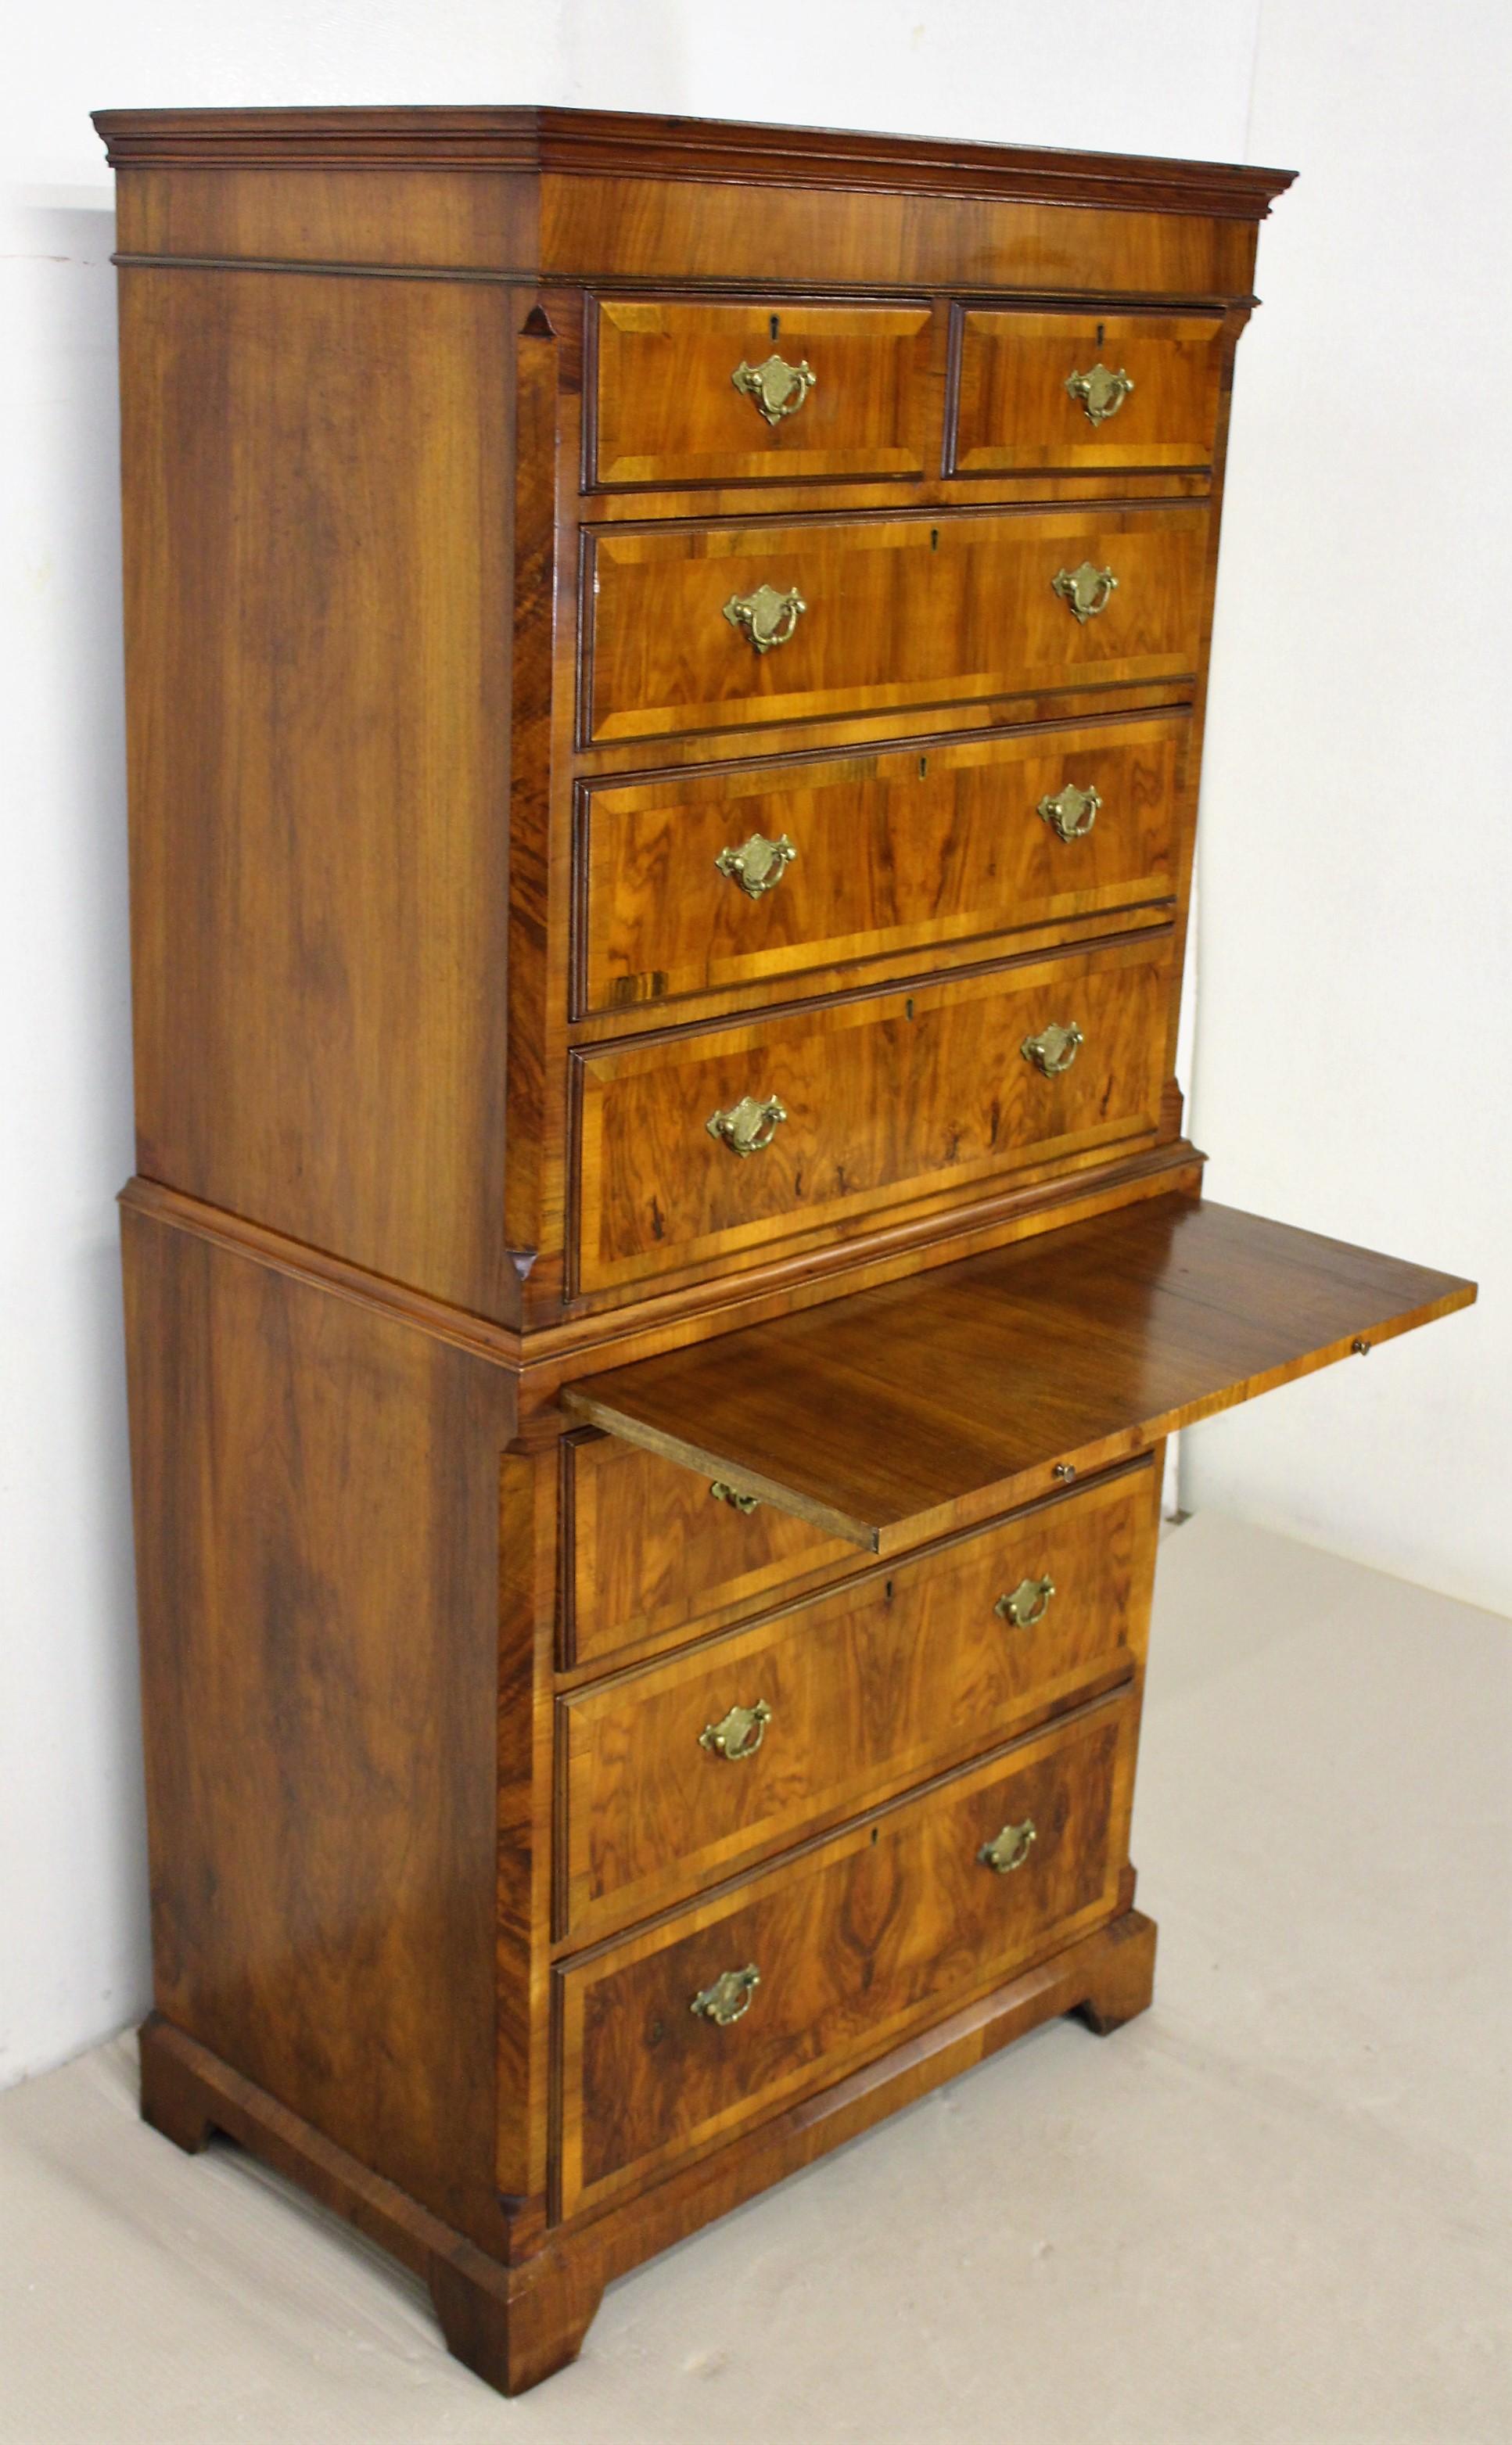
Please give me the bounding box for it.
[573,935,1172,1292]
[952,307,1227,474]
[566,1431,858,1669]
[582,504,1209,744]
[590,297,935,487]
[558,1460,1155,1939]
[555,1693,1136,2217]
[576,712,1186,1014]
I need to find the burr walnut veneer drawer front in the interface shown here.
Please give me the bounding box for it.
[555,1693,1136,2217]
[591,298,936,487]
[573,936,1172,1292]
[576,713,1186,1014]
[952,307,1227,475]
[558,1461,1155,1940]
[583,504,1209,744]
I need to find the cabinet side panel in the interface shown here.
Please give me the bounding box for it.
[119,267,513,1315]
[121,1205,513,2254]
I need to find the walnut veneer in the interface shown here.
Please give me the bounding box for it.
[95,105,1473,2395]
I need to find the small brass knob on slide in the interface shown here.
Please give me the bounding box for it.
[709,1480,763,1514]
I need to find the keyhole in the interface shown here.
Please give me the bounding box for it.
[918,756,928,778]
[905,998,914,1021]
[1095,320,1105,347]
[871,1826,880,1845]
[885,1578,894,1602]
[930,526,939,550]
[770,313,781,342]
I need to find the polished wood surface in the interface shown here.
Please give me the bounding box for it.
[591,298,937,488]
[576,713,1186,1016]
[558,1460,1153,1938]
[953,307,1226,474]
[555,1693,1136,2217]
[565,1195,1476,1550]
[585,504,1209,744]
[574,937,1173,1292]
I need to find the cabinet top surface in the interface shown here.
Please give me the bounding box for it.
[91,102,1294,218]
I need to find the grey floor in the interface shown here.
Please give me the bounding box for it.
[3,1513,1508,2444]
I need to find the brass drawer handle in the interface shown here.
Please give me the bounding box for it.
[699,1699,772,1761]
[706,1092,788,1156]
[1022,1021,1083,1077]
[1065,361,1134,426]
[1052,561,1119,624]
[709,1479,762,1514]
[731,351,816,425]
[715,831,796,899]
[724,582,806,655]
[1037,781,1101,842]
[995,1574,1055,1629]
[979,1819,1037,1876]
[691,1963,761,2026]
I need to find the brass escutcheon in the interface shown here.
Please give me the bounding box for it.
[690,1963,761,2027]
[709,1480,763,1514]
[1052,562,1119,624]
[699,1699,773,1761]
[731,351,817,425]
[706,1092,788,1155]
[995,1574,1055,1630]
[715,831,797,899]
[1022,1020,1084,1077]
[724,582,806,655]
[979,1819,1037,1876]
[1065,362,1135,425]
[1038,781,1101,842]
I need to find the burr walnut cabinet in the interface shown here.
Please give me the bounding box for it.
[94,106,1475,2394]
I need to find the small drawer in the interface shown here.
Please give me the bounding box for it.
[952,307,1227,475]
[555,1693,1136,2217]
[565,1430,858,1669]
[576,712,1187,1016]
[590,297,936,488]
[582,503,1209,745]
[573,934,1172,1294]
[558,1460,1154,1939]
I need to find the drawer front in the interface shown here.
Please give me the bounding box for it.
[953,307,1227,474]
[577,713,1186,1015]
[591,299,935,487]
[566,1431,858,1669]
[560,1462,1154,1938]
[573,937,1171,1291]
[556,1695,1135,2217]
[584,504,1209,744]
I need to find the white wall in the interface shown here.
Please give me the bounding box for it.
[0,0,1496,2090]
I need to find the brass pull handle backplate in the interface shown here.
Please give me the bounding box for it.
[1022,1021,1083,1077]
[724,583,806,655]
[731,352,817,425]
[699,1699,773,1761]
[1065,362,1134,425]
[706,1093,788,1156]
[995,1575,1055,1629]
[979,1819,1037,1876]
[1038,782,1101,842]
[691,1963,761,2026]
[709,1480,762,1514]
[715,831,796,899]
[1052,562,1119,624]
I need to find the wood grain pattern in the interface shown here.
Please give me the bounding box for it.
[117,265,514,1316]
[555,1693,1137,2217]
[576,713,1186,1015]
[573,937,1173,1291]
[953,307,1226,473]
[558,1460,1154,1938]
[591,298,937,487]
[584,504,1208,744]
[564,1194,1477,1551]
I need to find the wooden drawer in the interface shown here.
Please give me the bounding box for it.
[555,1693,1136,2217]
[558,1460,1155,1938]
[952,307,1227,475]
[573,934,1171,1292]
[576,713,1186,1015]
[582,504,1209,744]
[590,298,935,487]
[565,1431,858,1669]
